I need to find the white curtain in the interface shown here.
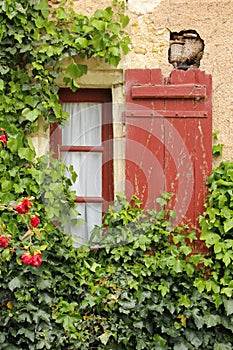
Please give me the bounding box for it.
[62,102,102,245]
[62,103,101,146]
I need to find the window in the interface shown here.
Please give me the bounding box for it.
[50,89,113,245]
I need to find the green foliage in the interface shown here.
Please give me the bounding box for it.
[0,0,130,132]
[0,221,81,349]
[51,194,233,349]
[198,161,233,301]
[0,131,81,348]
[0,136,78,226]
[212,130,223,157]
[1,1,233,349]
[1,176,233,349]
[212,144,223,157]
[0,0,130,348]
[103,193,142,227]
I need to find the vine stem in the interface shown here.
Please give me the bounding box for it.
[20,229,32,241]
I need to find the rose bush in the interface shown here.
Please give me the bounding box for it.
[2,1,232,349]
[1,131,233,349]
[0,0,131,348]
[0,127,81,348]
[0,126,79,265]
[1,195,44,266]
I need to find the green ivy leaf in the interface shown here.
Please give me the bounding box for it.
[205,313,221,327]
[224,218,233,233]
[18,312,32,323]
[108,55,121,66]
[223,251,233,266]
[75,37,88,48]
[1,179,13,192]
[25,95,40,108]
[99,331,113,345]
[193,312,204,329]
[22,108,40,122]
[37,278,52,290]
[57,7,70,20]
[179,295,190,308]
[109,46,120,56]
[119,14,130,28]
[223,298,233,316]
[34,0,49,18]
[33,309,51,324]
[193,278,206,293]
[184,329,202,347]
[18,147,35,161]
[8,276,25,291]
[200,231,220,246]
[158,284,169,297]
[6,137,22,154]
[91,19,106,31]
[90,262,101,272]
[173,259,183,273]
[221,287,233,297]
[49,183,64,196]
[212,144,223,157]
[17,328,35,342]
[65,62,87,79]
[107,22,120,34]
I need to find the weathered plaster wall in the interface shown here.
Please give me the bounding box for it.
[68,0,233,164]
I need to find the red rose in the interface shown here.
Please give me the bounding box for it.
[21,252,42,267]
[21,253,33,265]
[15,198,33,214]
[21,253,32,265]
[0,134,7,145]
[14,204,25,214]
[0,129,7,146]
[30,253,42,267]
[30,216,40,227]
[0,236,9,248]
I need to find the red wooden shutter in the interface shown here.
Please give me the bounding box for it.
[125,69,212,228]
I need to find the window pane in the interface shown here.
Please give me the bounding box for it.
[62,152,102,197]
[62,102,102,146]
[68,203,102,246]
[56,90,113,246]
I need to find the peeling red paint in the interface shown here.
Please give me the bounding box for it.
[125,69,212,236]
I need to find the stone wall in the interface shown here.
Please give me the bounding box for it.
[66,0,232,164]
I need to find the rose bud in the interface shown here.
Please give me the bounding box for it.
[30,216,40,227]
[0,236,9,248]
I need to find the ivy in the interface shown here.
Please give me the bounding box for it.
[50,194,233,349]
[197,161,233,301]
[212,130,223,157]
[0,0,130,131]
[0,1,130,348]
[0,0,233,349]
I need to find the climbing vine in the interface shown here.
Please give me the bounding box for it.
[0,1,131,348]
[1,1,233,349]
[0,0,130,132]
[0,0,130,259]
[195,161,233,299]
